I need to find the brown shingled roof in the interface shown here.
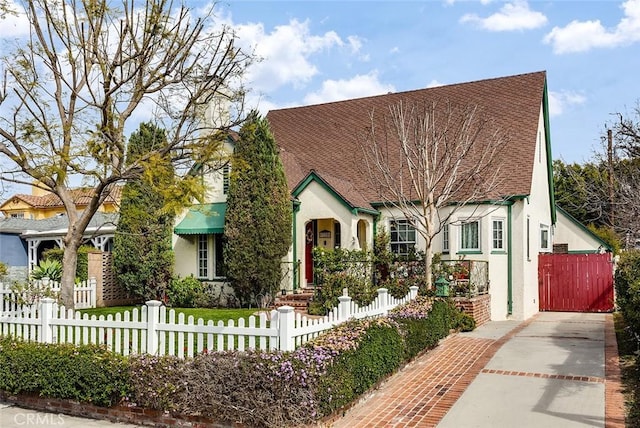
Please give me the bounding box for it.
[267,71,547,210]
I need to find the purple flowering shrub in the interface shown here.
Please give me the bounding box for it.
[126,299,460,426]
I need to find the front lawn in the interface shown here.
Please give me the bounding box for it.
[79,306,262,324]
[614,312,640,427]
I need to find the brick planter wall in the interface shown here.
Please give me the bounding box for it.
[453,294,491,326]
[0,392,235,428]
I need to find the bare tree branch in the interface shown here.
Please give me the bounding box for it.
[0,0,253,307]
[359,99,509,288]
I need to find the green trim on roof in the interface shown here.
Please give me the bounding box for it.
[354,206,380,216]
[292,171,378,218]
[542,79,557,225]
[174,203,226,235]
[556,205,612,251]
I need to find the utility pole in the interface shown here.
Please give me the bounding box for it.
[607,129,615,229]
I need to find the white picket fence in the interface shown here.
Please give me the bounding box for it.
[0,286,418,356]
[0,279,97,312]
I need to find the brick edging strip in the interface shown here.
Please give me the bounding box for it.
[604,313,625,428]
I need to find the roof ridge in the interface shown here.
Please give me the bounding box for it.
[269,70,547,112]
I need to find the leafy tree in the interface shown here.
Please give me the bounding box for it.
[113,123,174,301]
[553,160,610,227]
[0,0,252,308]
[224,112,292,307]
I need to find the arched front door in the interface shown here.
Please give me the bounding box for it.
[305,221,316,284]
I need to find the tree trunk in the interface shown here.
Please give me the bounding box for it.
[424,242,433,290]
[60,234,81,309]
[424,203,436,290]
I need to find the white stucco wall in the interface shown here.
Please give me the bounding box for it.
[553,210,604,252]
[294,180,375,288]
[374,103,551,322]
[510,105,552,321]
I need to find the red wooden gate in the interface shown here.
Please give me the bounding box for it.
[538,253,614,312]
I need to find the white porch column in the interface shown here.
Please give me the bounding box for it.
[27,239,41,272]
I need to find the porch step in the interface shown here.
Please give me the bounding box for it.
[272,287,317,312]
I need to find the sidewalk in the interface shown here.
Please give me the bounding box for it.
[0,401,141,427]
[332,312,625,428]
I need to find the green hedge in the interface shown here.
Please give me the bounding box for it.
[315,319,404,416]
[615,250,640,337]
[0,337,129,406]
[42,245,94,283]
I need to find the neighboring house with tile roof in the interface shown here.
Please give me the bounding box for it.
[0,184,121,280]
[0,185,121,220]
[172,71,603,321]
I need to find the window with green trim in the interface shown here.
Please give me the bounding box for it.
[442,223,449,253]
[540,224,550,252]
[461,220,480,251]
[390,219,416,256]
[492,218,505,250]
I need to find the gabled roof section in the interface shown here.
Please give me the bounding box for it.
[267,71,548,209]
[556,205,612,251]
[292,171,379,216]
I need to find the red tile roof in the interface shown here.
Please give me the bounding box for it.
[267,71,547,210]
[2,186,122,210]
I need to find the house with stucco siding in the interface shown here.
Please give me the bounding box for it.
[174,71,607,321]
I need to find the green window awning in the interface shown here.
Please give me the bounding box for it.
[174,203,226,235]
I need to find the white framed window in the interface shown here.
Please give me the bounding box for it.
[222,163,230,195]
[442,223,449,253]
[492,218,505,251]
[461,220,480,251]
[197,234,226,279]
[390,219,416,256]
[540,224,550,252]
[198,235,209,278]
[10,213,24,218]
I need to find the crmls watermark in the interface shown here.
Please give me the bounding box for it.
[13,412,65,426]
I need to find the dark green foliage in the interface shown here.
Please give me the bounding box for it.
[454,311,477,332]
[316,322,404,416]
[224,112,292,307]
[0,337,129,406]
[615,250,640,337]
[30,259,63,282]
[167,276,203,308]
[311,247,374,315]
[113,123,174,301]
[42,246,94,282]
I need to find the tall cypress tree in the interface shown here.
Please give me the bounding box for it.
[224,111,292,307]
[113,123,175,301]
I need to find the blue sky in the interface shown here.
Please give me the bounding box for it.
[214,0,640,164]
[1,0,638,167]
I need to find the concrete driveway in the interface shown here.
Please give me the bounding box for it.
[438,312,614,428]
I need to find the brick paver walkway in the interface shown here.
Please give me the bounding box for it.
[331,314,625,428]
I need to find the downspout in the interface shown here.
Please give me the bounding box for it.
[292,200,300,291]
[507,201,513,315]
